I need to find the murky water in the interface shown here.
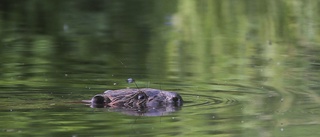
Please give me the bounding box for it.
[1,0,320,137]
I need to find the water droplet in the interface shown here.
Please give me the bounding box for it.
[113,83,117,85]
[280,128,284,131]
[65,74,68,77]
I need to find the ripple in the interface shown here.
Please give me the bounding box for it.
[181,92,240,109]
[176,83,277,112]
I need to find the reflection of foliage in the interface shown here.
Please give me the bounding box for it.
[0,0,161,87]
[148,0,320,135]
[1,0,320,136]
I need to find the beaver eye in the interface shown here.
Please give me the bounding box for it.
[137,93,146,100]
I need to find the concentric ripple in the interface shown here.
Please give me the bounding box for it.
[180,92,240,109]
[174,83,279,111]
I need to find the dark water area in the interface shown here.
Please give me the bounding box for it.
[1,0,320,136]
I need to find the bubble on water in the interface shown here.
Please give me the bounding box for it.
[280,128,284,131]
[113,83,117,85]
[126,78,135,83]
[63,24,69,32]
[65,74,68,77]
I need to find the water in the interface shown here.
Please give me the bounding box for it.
[1,0,320,136]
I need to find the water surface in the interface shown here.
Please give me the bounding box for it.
[1,0,320,136]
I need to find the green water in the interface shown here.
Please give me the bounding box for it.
[1,0,320,136]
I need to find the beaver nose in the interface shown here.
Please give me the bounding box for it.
[171,95,183,106]
[92,95,111,104]
[172,97,179,102]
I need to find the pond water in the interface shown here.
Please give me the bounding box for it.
[1,0,320,137]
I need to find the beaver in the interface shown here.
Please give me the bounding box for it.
[87,88,183,108]
[83,88,183,116]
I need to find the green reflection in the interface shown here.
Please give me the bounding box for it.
[1,0,320,136]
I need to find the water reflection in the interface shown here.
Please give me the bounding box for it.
[87,105,182,117]
[1,0,320,136]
